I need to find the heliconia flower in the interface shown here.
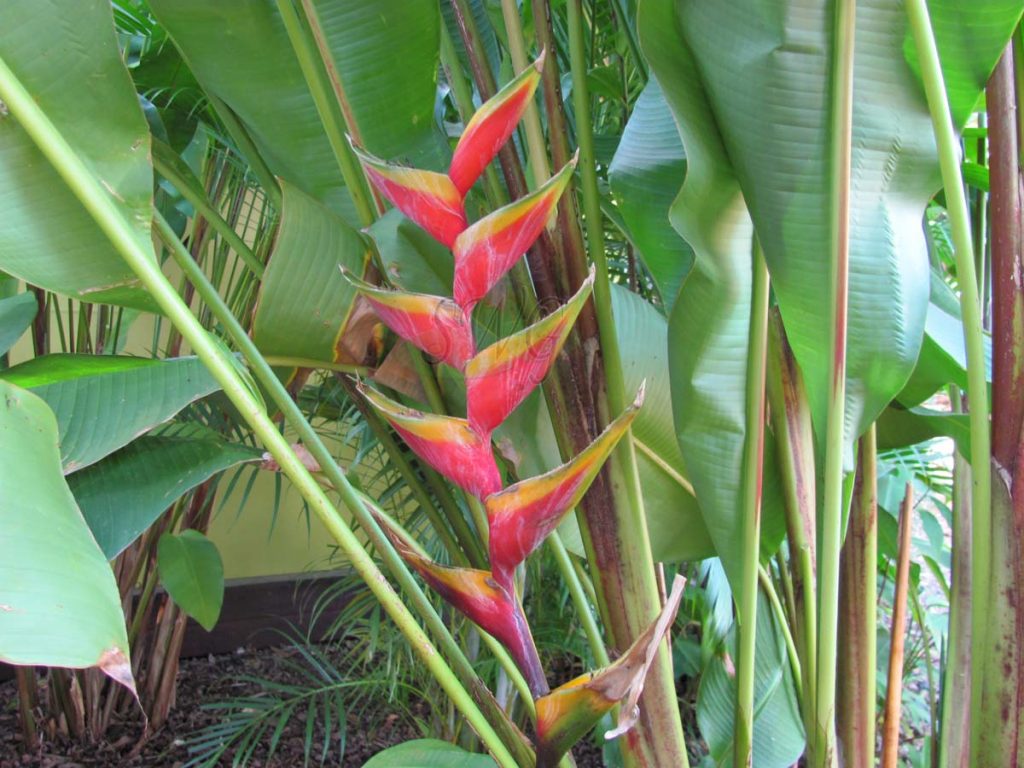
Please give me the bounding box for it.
[534,575,686,768]
[466,269,595,436]
[485,383,645,591]
[373,514,549,699]
[452,157,576,311]
[341,269,475,370]
[448,51,546,196]
[358,384,501,499]
[349,141,467,247]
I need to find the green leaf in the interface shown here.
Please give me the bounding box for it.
[70,422,264,559]
[157,529,224,632]
[0,380,133,688]
[0,0,155,310]
[362,739,498,768]
[0,291,36,357]
[369,208,455,296]
[150,0,445,222]
[251,180,371,365]
[0,354,221,472]
[696,591,805,768]
[876,404,971,453]
[608,78,694,309]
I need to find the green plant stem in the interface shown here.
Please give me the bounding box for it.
[814,0,856,764]
[273,0,376,227]
[260,356,365,374]
[758,564,802,699]
[905,2,992,757]
[500,0,551,185]
[735,244,770,766]
[206,94,282,210]
[565,1,688,766]
[548,533,610,668]
[0,57,522,759]
[152,152,265,278]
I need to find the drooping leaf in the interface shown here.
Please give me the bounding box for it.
[0,354,221,472]
[69,422,263,559]
[466,270,594,435]
[453,159,576,311]
[448,54,545,195]
[359,384,501,499]
[251,180,371,366]
[608,78,694,310]
[0,380,133,690]
[361,739,498,768]
[157,529,224,632]
[0,0,155,309]
[0,291,36,357]
[486,385,643,591]
[343,270,475,370]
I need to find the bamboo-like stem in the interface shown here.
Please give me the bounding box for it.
[815,0,856,763]
[548,533,610,668]
[905,4,992,758]
[152,150,265,278]
[500,0,551,186]
[15,668,38,749]
[881,484,914,768]
[836,425,878,768]
[273,0,376,227]
[735,243,770,766]
[758,565,803,698]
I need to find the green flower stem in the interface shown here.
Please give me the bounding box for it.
[815,0,856,763]
[500,0,551,185]
[548,534,610,668]
[906,1,991,757]
[735,243,770,765]
[273,0,377,227]
[566,1,689,766]
[152,151,265,279]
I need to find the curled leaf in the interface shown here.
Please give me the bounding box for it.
[359,384,501,499]
[485,384,644,590]
[351,141,467,247]
[452,158,576,311]
[535,575,686,768]
[448,52,546,195]
[342,269,475,370]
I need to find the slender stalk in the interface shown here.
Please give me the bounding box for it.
[273,0,376,226]
[906,4,992,758]
[15,669,38,749]
[205,94,282,209]
[500,0,551,185]
[881,484,914,768]
[735,243,770,766]
[758,564,803,698]
[815,0,856,763]
[548,533,610,668]
[836,425,878,768]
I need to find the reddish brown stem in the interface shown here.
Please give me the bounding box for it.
[881,484,914,768]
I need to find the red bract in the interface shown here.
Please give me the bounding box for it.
[448,52,545,195]
[452,158,576,311]
[359,384,501,498]
[341,270,475,370]
[465,270,594,436]
[485,384,644,591]
[350,142,467,247]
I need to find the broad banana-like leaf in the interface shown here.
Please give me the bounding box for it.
[0,292,36,358]
[486,386,643,591]
[377,518,546,698]
[362,739,498,767]
[368,208,454,295]
[0,354,220,473]
[352,143,467,247]
[466,270,594,435]
[608,79,693,310]
[534,576,685,768]
[359,384,501,499]
[453,159,576,311]
[157,529,224,632]
[343,270,475,370]
[0,0,155,310]
[448,54,545,195]
[150,0,445,221]
[251,180,371,367]
[0,380,134,692]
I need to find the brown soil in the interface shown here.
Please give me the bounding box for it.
[0,646,606,767]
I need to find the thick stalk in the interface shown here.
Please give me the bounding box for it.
[905,3,992,757]
[735,244,770,765]
[836,426,878,768]
[881,484,914,768]
[815,0,856,763]
[565,2,688,766]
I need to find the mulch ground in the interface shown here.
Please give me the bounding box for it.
[0,645,606,767]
